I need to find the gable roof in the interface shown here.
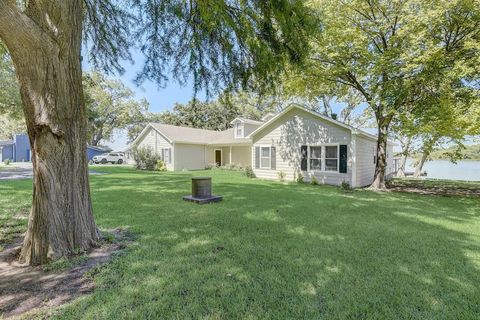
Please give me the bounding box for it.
[132,123,251,146]
[0,140,14,147]
[248,104,393,144]
[230,117,264,125]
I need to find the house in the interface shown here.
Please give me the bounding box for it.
[1,133,112,163]
[132,105,395,187]
[87,145,112,161]
[0,134,30,162]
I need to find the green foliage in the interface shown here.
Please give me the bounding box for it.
[277,171,286,182]
[413,144,480,161]
[42,253,88,272]
[288,0,480,185]
[340,180,353,193]
[296,172,304,184]
[156,160,167,172]
[310,175,319,185]
[84,0,313,95]
[83,71,150,146]
[244,165,256,178]
[132,146,162,171]
[3,159,10,165]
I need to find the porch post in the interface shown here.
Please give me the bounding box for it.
[229,146,232,164]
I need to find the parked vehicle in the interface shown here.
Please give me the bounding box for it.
[92,153,125,164]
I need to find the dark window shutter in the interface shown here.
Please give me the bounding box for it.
[339,145,348,173]
[270,147,276,170]
[300,145,307,171]
[161,149,165,161]
[255,146,260,169]
[168,148,172,164]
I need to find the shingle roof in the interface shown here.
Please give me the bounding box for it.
[0,140,14,147]
[148,124,251,145]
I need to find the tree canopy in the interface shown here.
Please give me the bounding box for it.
[286,0,480,188]
[83,71,149,146]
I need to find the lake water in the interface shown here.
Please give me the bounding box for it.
[404,159,480,181]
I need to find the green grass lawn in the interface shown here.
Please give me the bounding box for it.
[1,167,480,319]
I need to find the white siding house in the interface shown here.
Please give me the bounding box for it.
[131,105,395,188]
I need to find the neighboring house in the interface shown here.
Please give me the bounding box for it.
[0,134,30,162]
[132,105,395,187]
[0,133,112,163]
[87,145,112,161]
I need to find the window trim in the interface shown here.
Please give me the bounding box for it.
[259,145,271,169]
[234,121,244,138]
[306,143,341,174]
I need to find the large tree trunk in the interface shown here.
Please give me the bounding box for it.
[0,1,99,265]
[396,136,412,178]
[371,121,389,190]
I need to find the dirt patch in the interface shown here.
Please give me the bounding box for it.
[0,228,131,319]
[387,186,480,197]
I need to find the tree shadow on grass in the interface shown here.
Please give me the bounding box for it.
[46,172,480,318]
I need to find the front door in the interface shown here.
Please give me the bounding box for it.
[215,149,222,167]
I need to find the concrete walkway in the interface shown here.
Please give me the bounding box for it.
[0,163,106,181]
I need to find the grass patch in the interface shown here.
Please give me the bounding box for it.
[0,179,31,251]
[43,253,89,272]
[1,167,480,319]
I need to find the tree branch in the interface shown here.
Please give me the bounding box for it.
[0,1,49,56]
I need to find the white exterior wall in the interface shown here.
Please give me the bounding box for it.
[231,146,251,167]
[252,108,352,185]
[354,136,396,187]
[174,143,208,170]
[137,127,174,170]
[355,136,376,187]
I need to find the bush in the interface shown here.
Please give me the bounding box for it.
[156,160,167,171]
[4,159,11,165]
[133,146,162,171]
[296,172,304,183]
[310,175,319,185]
[340,180,353,193]
[244,166,256,178]
[277,171,286,182]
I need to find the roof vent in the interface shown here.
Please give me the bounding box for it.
[331,113,338,120]
[261,113,275,122]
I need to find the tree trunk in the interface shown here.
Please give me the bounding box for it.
[0,1,99,265]
[371,121,389,190]
[396,136,412,178]
[413,137,437,178]
[413,152,429,177]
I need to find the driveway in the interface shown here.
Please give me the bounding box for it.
[0,163,106,181]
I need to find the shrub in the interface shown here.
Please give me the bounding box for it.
[340,180,353,193]
[244,166,256,178]
[133,146,161,171]
[4,159,11,165]
[277,170,286,182]
[156,160,167,171]
[296,172,304,183]
[310,175,319,185]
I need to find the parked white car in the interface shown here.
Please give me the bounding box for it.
[92,153,125,164]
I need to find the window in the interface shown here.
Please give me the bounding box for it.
[324,146,338,171]
[163,148,170,163]
[309,146,322,170]
[260,147,271,169]
[235,122,243,137]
